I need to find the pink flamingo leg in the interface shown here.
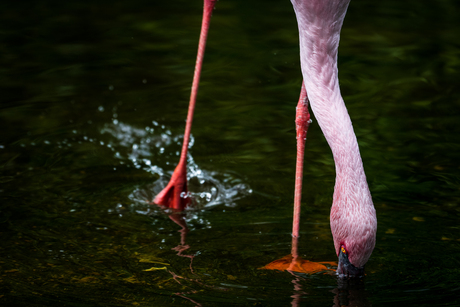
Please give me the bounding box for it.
[292,82,310,238]
[153,0,217,211]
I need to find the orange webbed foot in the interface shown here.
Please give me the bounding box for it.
[260,255,337,274]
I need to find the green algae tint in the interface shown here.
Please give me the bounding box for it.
[1,0,460,306]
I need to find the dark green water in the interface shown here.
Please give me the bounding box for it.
[1,0,460,306]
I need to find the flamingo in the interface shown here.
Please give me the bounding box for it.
[154,0,377,278]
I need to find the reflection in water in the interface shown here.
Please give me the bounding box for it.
[287,270,307,307]
[170,270,203,307]
[284,264,371,306]
[167,213,202,306]
[332,278,371,307]
[169,214,195,272]
[165,213,238,306]
[101,120,253,305]
[261,236,371,306]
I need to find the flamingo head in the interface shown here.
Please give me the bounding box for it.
[337,245,365,278]
[330,187,377,278]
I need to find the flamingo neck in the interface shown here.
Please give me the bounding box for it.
[292,0,376,268]
[291,0,364,182]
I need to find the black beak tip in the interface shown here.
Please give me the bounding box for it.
[337,246,365,279]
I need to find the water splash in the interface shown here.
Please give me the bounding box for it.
[101,120,252,209]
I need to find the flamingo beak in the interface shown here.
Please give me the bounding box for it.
[337,245,364,278]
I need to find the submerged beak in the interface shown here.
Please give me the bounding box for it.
[337,246,365,278]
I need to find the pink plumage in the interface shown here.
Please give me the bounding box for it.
[291,0,377,274]
[155,0,377,277]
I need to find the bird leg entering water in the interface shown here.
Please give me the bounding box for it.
[260,84,336,274]
[260,234,336,274]
[153,0,217,210]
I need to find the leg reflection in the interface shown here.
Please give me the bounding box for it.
[332,277,372,307]
[169,213,196,274]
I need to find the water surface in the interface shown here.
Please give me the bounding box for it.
[1,0,460,306]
